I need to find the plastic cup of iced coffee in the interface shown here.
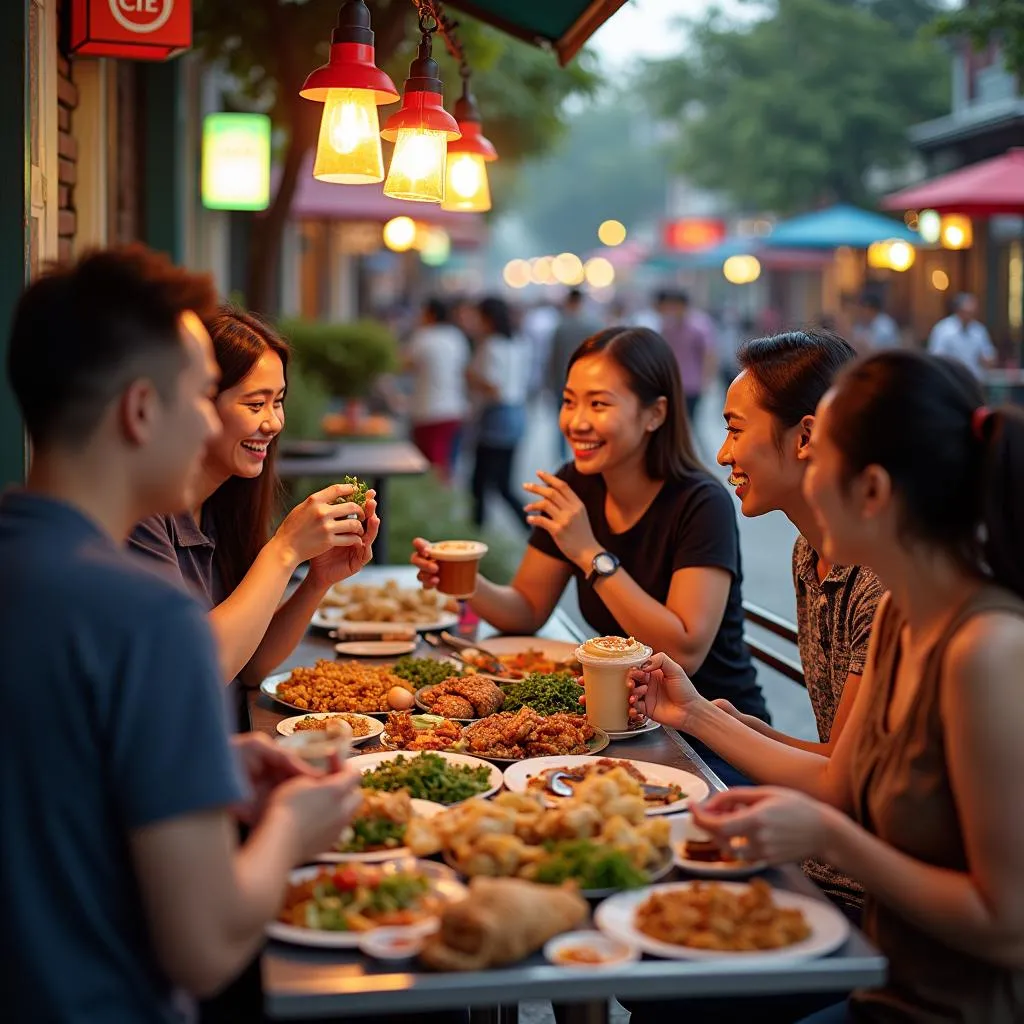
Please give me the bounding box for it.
[427,540,488,599]
[278,720,353,772]
[575,636,653,733]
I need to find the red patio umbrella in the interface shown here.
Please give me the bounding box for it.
[882,148,1024,217]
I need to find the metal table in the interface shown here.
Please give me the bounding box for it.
[249,567,886,1021]
[276,441,429,564]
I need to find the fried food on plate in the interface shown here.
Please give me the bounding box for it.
[275,660,413,713]
[385,712,464,752]
[420,676,505,718]
[635,880,811,952]
[462,708,595,759]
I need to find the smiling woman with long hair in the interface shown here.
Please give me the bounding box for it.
[633,350,1024,1022]
[130,307,379,691]
[414,326,767,738]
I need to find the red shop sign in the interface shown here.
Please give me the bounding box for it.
[662,218,727,252]
[70,0,192,61]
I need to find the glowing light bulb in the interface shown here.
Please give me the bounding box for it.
[384,128,448,203]
[383,216,417,252]
[312,89,384,184]
[442,152,491,212]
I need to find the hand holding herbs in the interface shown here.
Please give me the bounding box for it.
[335,475,369,508]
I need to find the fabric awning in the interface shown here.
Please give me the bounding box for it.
[764,204,920,250]
[882,148,1024,217]
[447,1,628,64]
[284,154,485,247]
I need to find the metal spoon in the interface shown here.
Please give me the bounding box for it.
[424,632,504,675]
[546,770,677,799]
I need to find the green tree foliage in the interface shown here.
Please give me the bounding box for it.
[192,0,596,313]
[645,0,951,214]
[511,92,670,256]
[933,0,1024,78]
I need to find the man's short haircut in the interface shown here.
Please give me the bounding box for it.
[7,245,218,449]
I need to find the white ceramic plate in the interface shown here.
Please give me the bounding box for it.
[457,636,580,681]
[668,815,769,878]
[317,799,445,863]
[276,712,384,746]
[334,640,418,658]
[502,756,708,816]
[311,606,459,634]
[349,748,504,803]
[266,859,466,949]
[594,880,850,964]
[260,672,396,717]
[603,718,662,741]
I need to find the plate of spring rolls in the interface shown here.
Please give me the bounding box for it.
[420,876,591,971]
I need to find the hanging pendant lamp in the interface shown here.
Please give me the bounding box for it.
[442,70,498,212]
[300,1,399,185]
[381,22,461,204]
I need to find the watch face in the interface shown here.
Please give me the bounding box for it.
[594,552,618,575]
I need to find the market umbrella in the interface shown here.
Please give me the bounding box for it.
[764,204,920,250]
[882,148,1024,217]
[447,1,628,64]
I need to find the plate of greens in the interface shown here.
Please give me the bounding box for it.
[318,796,445,864]
[350,749,503,804]
[500,672,586,716]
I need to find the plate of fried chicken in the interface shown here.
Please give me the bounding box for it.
[381,708,609,764]
[414,676,506,721]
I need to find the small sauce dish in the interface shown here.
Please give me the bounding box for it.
[544,931,638,968]
[358,926,430,961]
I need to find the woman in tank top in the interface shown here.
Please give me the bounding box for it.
[632,351,1024,1022]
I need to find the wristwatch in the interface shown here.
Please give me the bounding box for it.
[587,550,620,584]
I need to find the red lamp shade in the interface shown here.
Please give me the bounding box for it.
[442,82,497,212]
[301,1,399,185]
[382,34,461,204]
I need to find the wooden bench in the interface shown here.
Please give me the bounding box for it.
[743,601,805,687]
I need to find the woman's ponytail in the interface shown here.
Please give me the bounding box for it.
[978,406,1024,600]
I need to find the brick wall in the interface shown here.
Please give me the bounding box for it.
[56,0,77,262]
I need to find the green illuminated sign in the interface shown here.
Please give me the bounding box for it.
[201,113,271,211]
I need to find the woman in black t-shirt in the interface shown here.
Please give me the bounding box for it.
[412,326,767,721]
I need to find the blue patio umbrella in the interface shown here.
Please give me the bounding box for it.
[644,236,762,272]
[764,204,920,249]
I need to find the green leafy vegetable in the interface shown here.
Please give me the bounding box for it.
[335,475,368,508]
[501,672,584,716]
[335,817,406,853]
[533,839,649,890]
[392,657,463,689]
[360,752,492,803]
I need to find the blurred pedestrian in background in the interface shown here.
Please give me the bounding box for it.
[404,297,470,484]
[466,296,532,527]
[658,289,717,421]
[852,292,900,353]
[928,292,997,380]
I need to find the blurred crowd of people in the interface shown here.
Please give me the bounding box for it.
[392,284,998,530]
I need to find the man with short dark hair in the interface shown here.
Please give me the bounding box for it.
[0,246,362,1021]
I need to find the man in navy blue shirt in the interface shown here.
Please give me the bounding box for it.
[0,247,363,1022]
